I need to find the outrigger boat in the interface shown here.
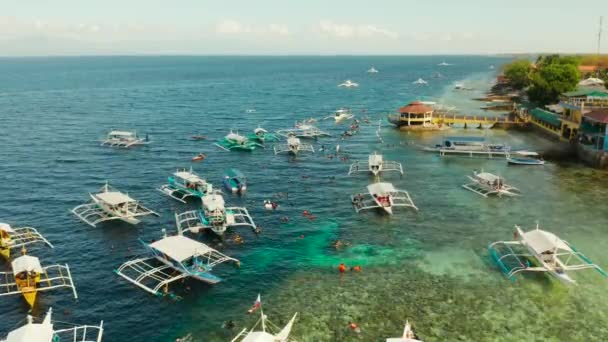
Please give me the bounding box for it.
[175,190,256,236]
[223,169,247,194]
[158,168,213,203]
[351,182,418,215]
[215,131,262,151]
[231,294,297,342]
[424,136,512,158]
[488,223,608,284]
[348,152,403,177]
[273,133,314,156]
[331,108,355,123]
[101,130,149,148]
[386,320,422,342]
[462,170,520,197]
[115,229,239,296]
[72,183,159,227]
[1,308,103,342]
[338,79,359,88]
[367,66,379,73]
[276,122,331,140]
[0,249,77,307]
[0,223,53,260]
[507,151,545,165]
[248,126,279,144]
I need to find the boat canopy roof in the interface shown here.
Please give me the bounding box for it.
[95,191,135,205]
[514,150,539,156]
[445,136,485,142]
[203,193,225,211]
[149,235,213,262]
[241,331,275,342]
[367,182,396,195]
[522,229,572,254]
[12,255,43,274]
[475,172,500,182]
[369,153,383,164]
[174,171,205,183]
[108,130,135,137]
[0,222,15,233]
[3,314,54,342]
[225,168,245,179]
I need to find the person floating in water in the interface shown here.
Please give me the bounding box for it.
[338,263,347,273]
[348,322,361,334]
[351,265,362,272]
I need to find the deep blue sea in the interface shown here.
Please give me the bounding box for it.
[1,56,608,341]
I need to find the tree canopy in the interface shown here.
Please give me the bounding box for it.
[528,61,580,105]
[502,60,531,89]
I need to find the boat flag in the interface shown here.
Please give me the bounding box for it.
[248,294,261,313]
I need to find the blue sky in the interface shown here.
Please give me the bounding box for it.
[0,0,605,55]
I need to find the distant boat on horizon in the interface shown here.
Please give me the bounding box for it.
[438,61,452,66]
[413,78,428,85]
[338,79,359,88]
[367,66,379,73]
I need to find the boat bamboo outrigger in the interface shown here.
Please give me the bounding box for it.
[158,168,213,203]
[223,169,247,194]
[0,223,53,260]
[424,136,513,158]
[462,170,520,197]
[351,182,418,215]
[215,131,263,151]
[488,223,608,284]
[115,230,239,296]
[348,152,403,177]
[1,308,103,342]
[248,126,279,144]
[273,133,315,156]
[276,122,331,140]
[101,130,149,148]
[175,190,256,236]
[231,294,297,342]
[0,250,77,307]
[386,320,422,342]
[72,183,159,227]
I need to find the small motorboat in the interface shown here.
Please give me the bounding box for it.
[192,153,206,162]
[507,151,545,165]
[223,169,247,194]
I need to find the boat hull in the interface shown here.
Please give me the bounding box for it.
[507,157,545,165]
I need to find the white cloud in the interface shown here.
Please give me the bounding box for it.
[215,20,250,34]
[317,21,398,39]
[268,24,289,36]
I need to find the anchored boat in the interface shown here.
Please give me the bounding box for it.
[351,182,418,215]
[175,190,256,236]
[507,151,545,165]
[276,122,331,140]
[101,130,149,148]
[0,250,77,307]
[1,308,103,342]
[115,230,239,296]
[248,126,279,144]
[223,169,247,194]
[462,170,520,197]
[488,223,608,284]
[348,152,403,177]
[158,168,213,203]
[215,131,262,151]
[273,133,314,156]
[424,136,512,157]
[338,79,359,88]
[332,108,355,123]
[0,223,53,260]
[231,294,297,342]
[72,183,159,227]
[386,320,422,342]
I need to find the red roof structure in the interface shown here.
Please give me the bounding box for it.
[585,109,608,123]
[398,101,433,114]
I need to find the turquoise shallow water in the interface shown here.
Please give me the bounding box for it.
[1,56,607,341]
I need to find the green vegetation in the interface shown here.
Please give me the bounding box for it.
[502,60,532,89]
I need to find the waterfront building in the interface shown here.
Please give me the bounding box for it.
[559,88,608,140]
[579,109,608,151]
[388,101,442,130]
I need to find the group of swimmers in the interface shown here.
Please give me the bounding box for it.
[338,262,362,273]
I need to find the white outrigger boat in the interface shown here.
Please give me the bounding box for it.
[231,294,297,342]
[332,108,355,123]
[0,250,77,307]
[386,320,422,342]
[338,79,359,88]
[351,182,418,215]
[367,66,379,73]
[424,136,512,158]
[1,308,103,342]
[215,131,263,151]
[101,130,149,148]
[0,223,53,260]
[348,152,403,177]
[276,122,331,140]
[248,126,279,144]
[175,190,256,236]
[72,183,159,227]
[488,223,608,284]
[273,133,314,156]
[158,168,213,203]
[507,151,545,165]
[115,229,240,296]
[462,170,520,197]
